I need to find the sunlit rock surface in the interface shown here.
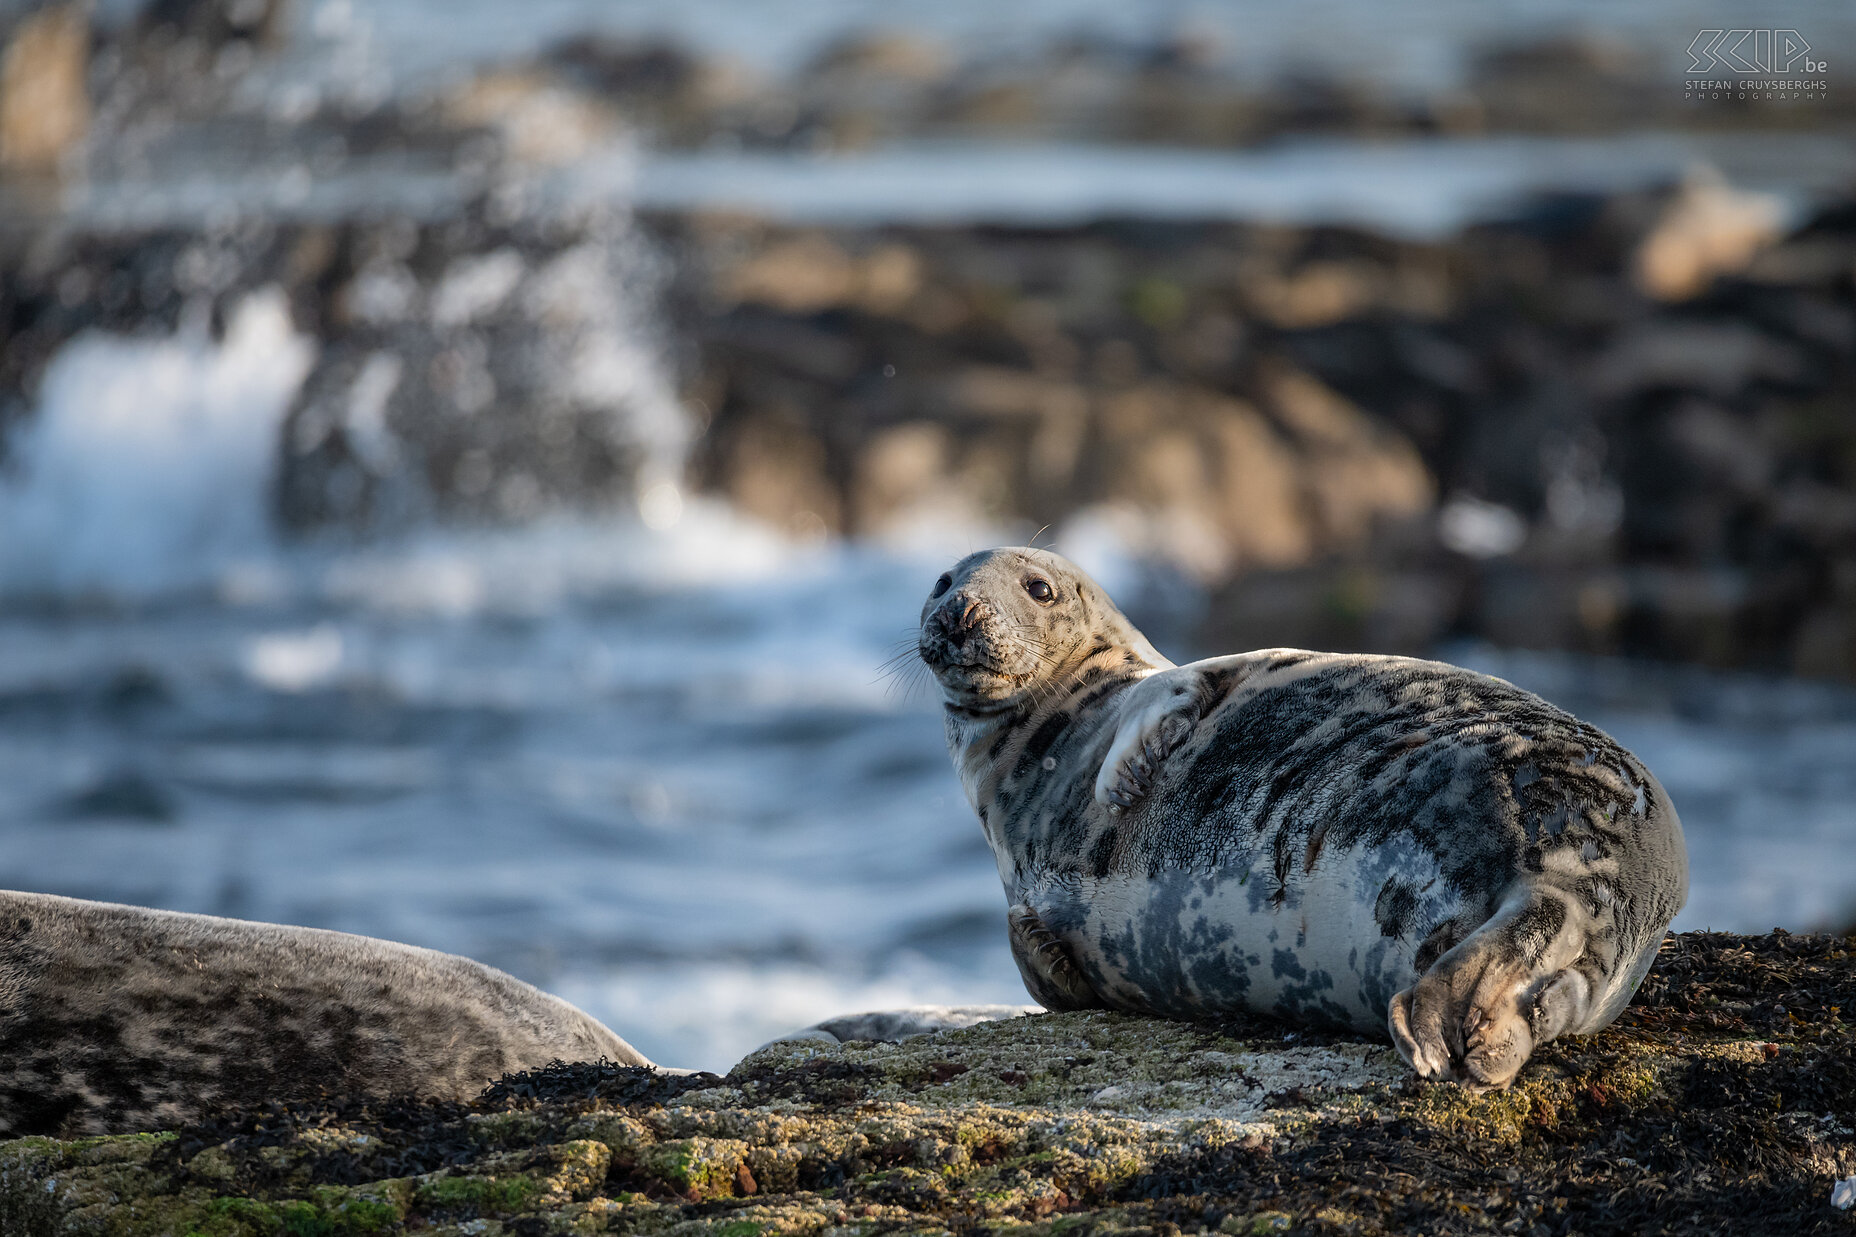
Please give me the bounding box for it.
[3,931,1851,1236]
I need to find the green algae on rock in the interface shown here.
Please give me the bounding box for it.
[2,932,1851,1237]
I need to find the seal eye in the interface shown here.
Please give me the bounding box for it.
[1025,578,1055,604]
[931,573,952,599]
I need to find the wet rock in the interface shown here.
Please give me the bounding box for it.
[438,68,622,166]
[667,216,1437,574]
[719,234,921,315]
[1202,564,1465,658]
[1633,169,1788,302]
[0,3,90,176]
[3,932,1849,1235]
[1464,36,1659,136]
[1095,384,1314,577]
[544,34,729,147]
[640,198,1856,677]
[136,0,290,52]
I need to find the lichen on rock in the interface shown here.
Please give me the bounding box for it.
[2,931,1851,1236]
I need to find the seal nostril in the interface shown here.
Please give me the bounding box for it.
[936,596,985,649]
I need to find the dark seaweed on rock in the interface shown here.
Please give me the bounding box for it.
[477,1060,726,1109]
[1122,1116,1842,1237]
[163,1091,482,1187]
[159,1061,727,1188]
[1622,929,1856,1044]
[725,1054,886,1108]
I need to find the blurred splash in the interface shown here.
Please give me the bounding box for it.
[0,290,312,597]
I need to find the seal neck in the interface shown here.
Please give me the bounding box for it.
[945,637,1168,839]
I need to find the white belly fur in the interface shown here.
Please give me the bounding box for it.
[1020,836,1459,1035]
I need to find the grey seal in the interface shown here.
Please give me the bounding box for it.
[0,891,651,1136]
[756,1004,1040,1052]
[918,547,1688,1089]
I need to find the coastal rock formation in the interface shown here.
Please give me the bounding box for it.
[3,932,1850,1235]
[0,3,89,176]
[2,3,1854,677]
[650,195,1856,678]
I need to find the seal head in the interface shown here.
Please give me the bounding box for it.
[918,547,1162,712]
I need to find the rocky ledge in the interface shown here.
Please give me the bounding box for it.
[3,931,1852,1236]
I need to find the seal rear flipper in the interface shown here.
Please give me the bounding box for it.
[1387,880,1642,1091]
[1007,904,1105,1012]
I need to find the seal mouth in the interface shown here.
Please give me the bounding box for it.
[917,640,1032,706]
[919,645,1024,681]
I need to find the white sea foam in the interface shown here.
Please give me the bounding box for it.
[0,290,315,600]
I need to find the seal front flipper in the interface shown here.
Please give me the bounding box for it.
[1007,904,1105,1011]
[1093,667,1207,811]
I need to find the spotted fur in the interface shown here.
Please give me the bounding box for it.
[0,892,649,1136]
[920,548,1689,1089]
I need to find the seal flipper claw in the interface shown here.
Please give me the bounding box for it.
[1007,904,1105,1012]
[1092,668,1207,811]
[1388,885,1615,1090]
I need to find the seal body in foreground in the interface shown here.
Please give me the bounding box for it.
[919,548,1688,1089]
[0,891,651,1136]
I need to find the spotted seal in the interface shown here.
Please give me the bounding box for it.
[0,891,652,1136]
[918,547,1688,1089]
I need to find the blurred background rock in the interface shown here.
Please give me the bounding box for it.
[0,0,1852,1068]
[6,0,1854,673]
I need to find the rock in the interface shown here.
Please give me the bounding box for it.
[1792,605,1856,681]
[1633,169,1787,302]
[706,411,841,540]
[135,0,289,52]
[0,2,89,176]
[643,204,1856,679]
[544,34,727,148]
[1464,36,1658,136]
[719,234,921,315]
[1258,367,1433,547]
[3,932,1850,1234]
[1095,383,1313,577]
[1243,259,1385,329]
[1590,321,1806,397]
[439,68,621,166]
[1201,564,1464,657]
[808,31,949,85]
[849,422,967,536]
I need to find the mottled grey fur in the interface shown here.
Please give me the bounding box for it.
[0,892,649,1137]
[919,548,1688,1089]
